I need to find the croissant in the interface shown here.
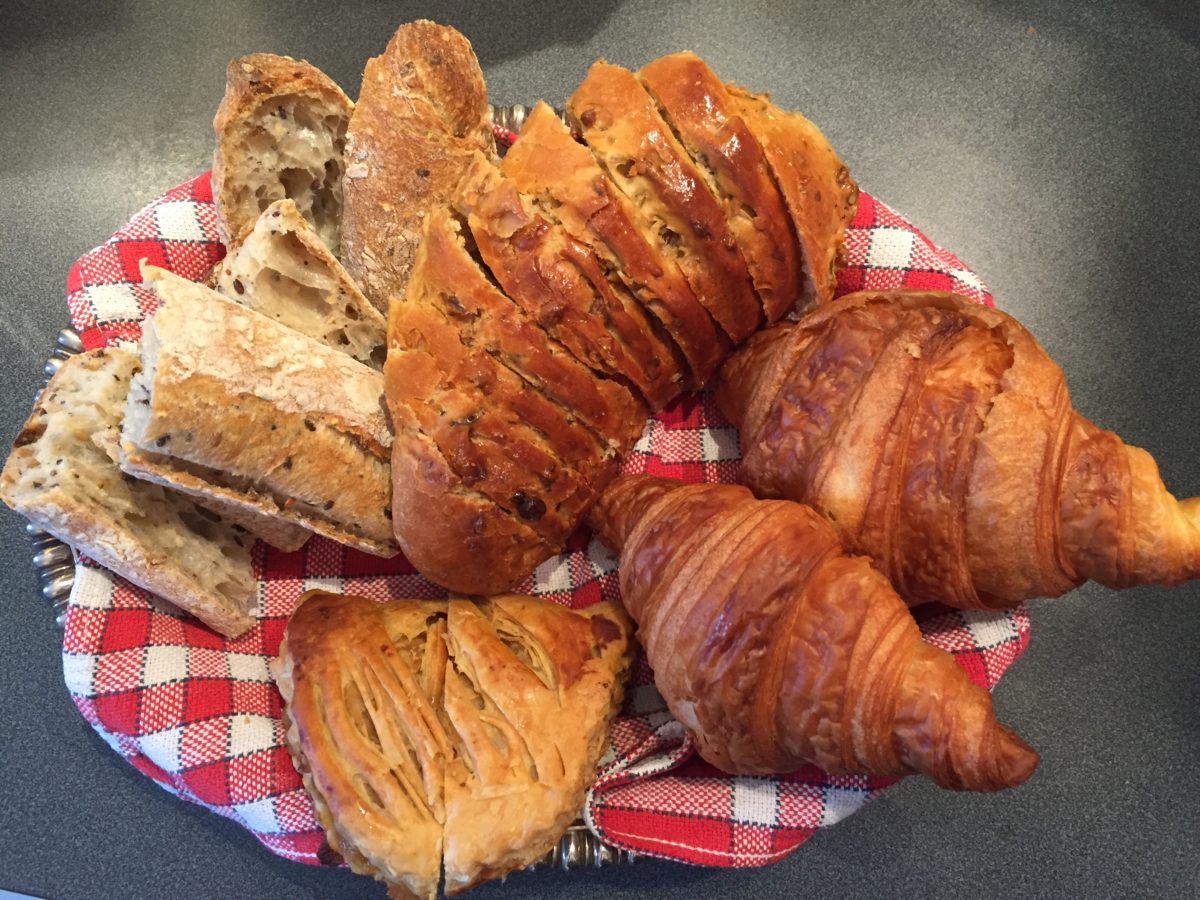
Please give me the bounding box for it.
[588,474,1038,791]
[715,289,1200,608]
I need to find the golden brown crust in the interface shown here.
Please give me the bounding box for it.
[212,53,352,252]
[274,590,633,897]
[341,21,495,312]
[455,155,676,410]
[387,299,600,543]
[386,403,558,595]
[589,475,1037,791]
[501,102,729,387]
[385,204,649,592]
[724,82,858,310]
[718,289,1200,607]
[125,266,396,556]
[568,61,762,344]
[638,53,804,323]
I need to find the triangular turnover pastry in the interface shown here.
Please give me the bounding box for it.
[274,591,633,898]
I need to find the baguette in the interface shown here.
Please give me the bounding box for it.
[215,199,386,369]
[212,53,353,253]
[122,266,397,557]
[0,348,257,638]
[341,20,495,312]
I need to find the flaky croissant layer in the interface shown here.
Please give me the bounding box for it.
[589,475,1038,792]
[716,289,1200,608]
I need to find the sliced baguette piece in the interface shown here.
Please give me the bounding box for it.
[122,266,397,557]
[638,53,805,322]
[341,20,495,313]
[567,60,762,344]
[723,82,859,309]
[0,348,257,638]
[454,155,681,411]
[215,199,386,369]
[500,101,729,388]
[213,53,353,254]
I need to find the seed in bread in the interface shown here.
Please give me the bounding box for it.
[212,53,352,254]
[0,348,258,638]
[568,60,763,344]
[215,198,386,369]
[122,265,396,557]
[341,20,495,313]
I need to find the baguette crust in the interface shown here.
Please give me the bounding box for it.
[568,61,762,343]
[212,53,352,253]
[0,349,257,638]
[125,266,396,556]
[216,199,386,369]
[341,20,495,312]
[500,102,727,387]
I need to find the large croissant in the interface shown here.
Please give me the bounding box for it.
[715,289,1200,608]
[588,474,1038,791]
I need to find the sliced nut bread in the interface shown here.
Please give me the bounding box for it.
[122,266,396,557]
[215,199,386,369]
[724,82,859,309]
[0,348,258,638]
[213,53,353,254]
[567,61,762,344]
[638,53,805,322]
[500,101,728,388]
[454,155,682,411]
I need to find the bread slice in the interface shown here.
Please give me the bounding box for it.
[454,155,682,410]
[0,348,257,638]
[567,61,762,344]
[121,266,397,557]
[638,53,804,322]
[724,82,859,309]
[215,199,386,369]
[212,53,352,254]
[274,590,633,899]
[341,20,495,313]
[500,101,728,387]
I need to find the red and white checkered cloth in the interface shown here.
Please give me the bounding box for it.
[60,170,1026,869]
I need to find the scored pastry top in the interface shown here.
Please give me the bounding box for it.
[274,590,633,899]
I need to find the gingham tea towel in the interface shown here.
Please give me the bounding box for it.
[60,170,1027,868]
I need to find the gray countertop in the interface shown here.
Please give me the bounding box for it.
[2,1,1198,897]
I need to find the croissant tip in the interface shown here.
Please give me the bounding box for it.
[989,725,1040,791]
